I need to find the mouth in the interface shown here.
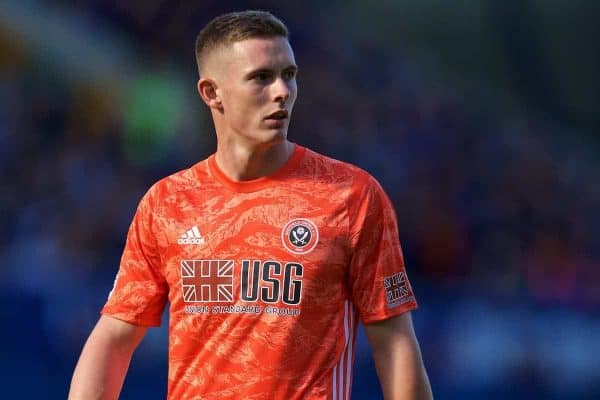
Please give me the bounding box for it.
[265,110,289,120]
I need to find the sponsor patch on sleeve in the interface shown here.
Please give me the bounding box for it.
[383,272,415,308]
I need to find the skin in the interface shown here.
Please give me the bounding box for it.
[68,36,433,400]
[68,316,147,400]
[197,36,298,181]
[365,313,434,399]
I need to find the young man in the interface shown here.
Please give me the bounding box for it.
[69,10,432,400]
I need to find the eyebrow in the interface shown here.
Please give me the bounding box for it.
[245,64,299,78]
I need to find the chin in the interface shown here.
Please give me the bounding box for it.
[258,129,287,145]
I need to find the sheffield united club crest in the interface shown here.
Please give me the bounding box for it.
[282,218,319,255]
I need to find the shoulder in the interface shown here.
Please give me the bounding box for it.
[303,147,394,210]
[299,146,375,188]
[300,147,387,204]
[141,158,211,207]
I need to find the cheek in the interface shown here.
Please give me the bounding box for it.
[228,98,259,126]
[222,92,253,114]
[220,85,265,123]
[289,82,298,102]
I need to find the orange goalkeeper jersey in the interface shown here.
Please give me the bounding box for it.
[102,144,417,399]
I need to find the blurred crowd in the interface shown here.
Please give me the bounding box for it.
[1,1,599,399]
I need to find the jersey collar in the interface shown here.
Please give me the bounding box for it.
[207,143,306,193]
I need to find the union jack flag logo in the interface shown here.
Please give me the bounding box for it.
[181,260,234,302]
[384,271,412,308]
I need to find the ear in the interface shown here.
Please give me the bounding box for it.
[197,78,222,110]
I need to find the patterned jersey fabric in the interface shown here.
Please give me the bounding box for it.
[102,144,417,399]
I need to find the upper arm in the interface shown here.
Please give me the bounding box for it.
[363,311,417,352]
[364,312,433,399]
[347,174,417,323]
[68,316,149,399]
[89,315,148,354]
[101,186,169,326]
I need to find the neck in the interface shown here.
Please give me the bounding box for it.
[214,140,294,181]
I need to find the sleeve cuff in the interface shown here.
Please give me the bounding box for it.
[100,309,162,327]
[360,300,418,324]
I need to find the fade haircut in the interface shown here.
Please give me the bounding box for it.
[195,10,289,77]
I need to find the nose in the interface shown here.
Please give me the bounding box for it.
[272,77,291,104]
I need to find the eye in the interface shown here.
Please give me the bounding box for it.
[283,69,297,80]
[253,72,271,82]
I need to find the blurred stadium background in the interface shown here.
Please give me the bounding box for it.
[1,1,599,399]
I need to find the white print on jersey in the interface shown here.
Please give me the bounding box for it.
[178,225,206,245]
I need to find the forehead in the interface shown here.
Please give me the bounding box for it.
[225,37,296,71]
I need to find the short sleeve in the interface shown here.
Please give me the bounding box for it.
[101,185,168,326]
[347,174,417,324]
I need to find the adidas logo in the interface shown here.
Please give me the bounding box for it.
[178,225,206,245]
